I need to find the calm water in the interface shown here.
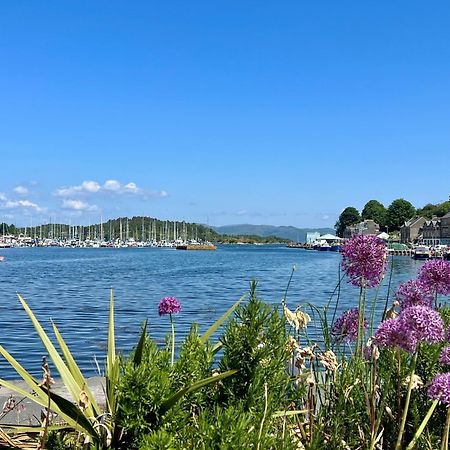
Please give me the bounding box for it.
[0,245,424,379]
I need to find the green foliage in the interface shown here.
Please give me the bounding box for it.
[138,428,176,450]
[46,431,71,450]
[417,203,440,219]
[116,338,172,444]
[217,281,291,413]
[417,201,450,219]
[0,222,17,235]
[362,199,387,228]
[217,234,290,244]
[170,324,215,415]
[434,200,450,217]
[335,206,361,237]
[175,404,295,449]
[312,357,372,449]
[115,282,292,449]
[386,198,416,231]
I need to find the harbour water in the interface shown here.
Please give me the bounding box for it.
[0,245,424,379]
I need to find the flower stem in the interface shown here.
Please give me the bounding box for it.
[395,351,418,450]
[356,284,364,355]
[170,313,175,367]
[356,283,366,356]
[405,399,439,450]
[441,407,450,450]
[370,356,377,442]
[381,253,395,321]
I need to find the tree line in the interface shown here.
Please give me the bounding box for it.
[335,198,450,237]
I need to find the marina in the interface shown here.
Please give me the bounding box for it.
[0,218,217,250]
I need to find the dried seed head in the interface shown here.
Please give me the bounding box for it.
[318,350,338,372]
[79,390,90,411]
[404,374,424,390]
[40,356,55,387]
[283,304,311,332]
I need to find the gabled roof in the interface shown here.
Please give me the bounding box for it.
[319,233,342,240]
[403,216,426,227]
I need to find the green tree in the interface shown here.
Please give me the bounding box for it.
[361,200,387,228]
[416,203,438,219]
[434,200,450,217]
[335,207,361,237]
[386,198,416,231]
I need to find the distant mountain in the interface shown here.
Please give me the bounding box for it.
[212,224,335,242]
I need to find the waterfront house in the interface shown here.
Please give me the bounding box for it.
[422,217,441,246]
[306,232,321,244]
[400,216,426,244]
[441,212,450,246]
[343,220,380,239]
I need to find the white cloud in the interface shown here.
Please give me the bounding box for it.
[55,186,81,197]
[55,180,100,197]
[103,179,121,191]
[0,193,6,201]
[62,199,98,211]
[124,182,140,194]
[55,179,155,198]
[106,180,143,195]
[81,181,101,193]
[1,199,43,212]
[14,185,28,195]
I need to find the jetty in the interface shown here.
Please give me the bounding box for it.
[176,242,217,251]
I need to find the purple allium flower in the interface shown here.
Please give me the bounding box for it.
[396,279,433,311]
[341,235,387,288]
[418,259,450,296]
[399,305,445,345]
[374,318,417,353]
[158,296,181,316]
[331,308,367,343]
[428,373,450,405]
[440,347,450,366]
[374,305,444,353]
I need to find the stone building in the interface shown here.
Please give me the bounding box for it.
[400,217,426,244]
[422,218,441,246]
[343,220,380,239]
[441,212,450,246]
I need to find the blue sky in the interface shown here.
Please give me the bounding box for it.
[1,1,449,228]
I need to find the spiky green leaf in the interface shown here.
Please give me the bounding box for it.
[200,295,245,344]
[160,369,237,414]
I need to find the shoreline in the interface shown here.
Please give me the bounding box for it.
[0,377,106,426]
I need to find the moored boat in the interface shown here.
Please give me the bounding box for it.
[413,246,431,260]
[318,241,331,251]
[286,242,303,249]
[330,242,341,252]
